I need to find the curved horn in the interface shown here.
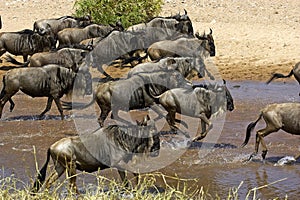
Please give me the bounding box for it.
[184,9,187,15]
[209,28,213,34]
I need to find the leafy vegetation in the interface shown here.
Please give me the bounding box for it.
[73,0,164,28]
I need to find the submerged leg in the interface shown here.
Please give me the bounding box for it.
[118,170,130,187]
[67,161,79,194]
[44,164,65,191]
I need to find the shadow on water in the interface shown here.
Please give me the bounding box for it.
[2,114,67,121]
[190,141,237,149]
[2,113,100,122]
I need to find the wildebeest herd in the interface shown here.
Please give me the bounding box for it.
[0,10,299,194]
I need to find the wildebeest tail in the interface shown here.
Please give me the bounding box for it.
[62,93,96,110]
[241,113,263,147]
[266,70,293,84]
[31,148,51,193]
[5,55,30,67]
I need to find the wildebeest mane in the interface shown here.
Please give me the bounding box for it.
[105,124,154,154]
[16,29,35,34]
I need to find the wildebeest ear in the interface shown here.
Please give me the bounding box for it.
[167,58,176,65]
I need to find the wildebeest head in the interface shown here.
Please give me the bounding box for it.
[171,9,194,36]
[209,80,234,114]
[110,20,125,31]
[175,19,194,37]
[34,22,52,36]
[195,29,215,56]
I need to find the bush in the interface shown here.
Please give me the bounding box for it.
[73,0,164,28]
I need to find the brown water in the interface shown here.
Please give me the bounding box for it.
[0,81,299,199]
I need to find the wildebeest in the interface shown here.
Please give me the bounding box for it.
[150,81,234,140]
[86,14,195,78]
[0,29,55,62]
[57,23,124,47]
[127,11,194,37]
[241,102,300,161]
[127,57,214,80]
[266,62,300,95]
[146,30,215,61]
[33,15,92,36]
[63,70,192,126]
[0,64,87,120]
[30,115,160,194]
[5,47,90,71]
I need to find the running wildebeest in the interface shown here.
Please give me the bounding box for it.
[266,62,300,95]
[86,14,195,78]
[127,10,194,37]
[146,30,215,61]
[63,70,192,127]
[241,102,300,161]
[31,115,160,194]
[127,57,214,80]
[0,29,55,62]
[121,30,215,67]
[33,15,92,36]
[5,47,90,71]
[0,64,88,120]
[57,22,124,47]
[150,81,234,140]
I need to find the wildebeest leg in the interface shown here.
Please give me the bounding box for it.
[192,114,212,141]
[0,93,16,118]
[53,97,64,120]
[166,110,177,133]
[67,160,79,194]
[255,127,277,160]
[39,97,53,118]
[9,98,15,112]
[118,170,130,187]
[44,164,65,191]
[97,99,111,127]
[98,108,111,127]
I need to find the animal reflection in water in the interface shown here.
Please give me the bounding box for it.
[242,103,300,161]
[31,115,160,194]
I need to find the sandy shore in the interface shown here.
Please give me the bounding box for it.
[1,0,300,81]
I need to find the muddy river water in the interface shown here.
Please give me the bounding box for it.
[0,80,299,199]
